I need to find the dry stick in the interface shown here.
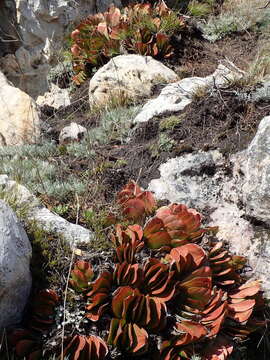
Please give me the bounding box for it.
[259,1,270,9]
[60,193,80,359]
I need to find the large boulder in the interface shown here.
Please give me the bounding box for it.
[240,115,270,224]
[0,71,40,146]
[0,200,32,329]
[88,55,179,108]
[148,116,270,298]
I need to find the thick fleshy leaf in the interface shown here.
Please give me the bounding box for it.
[229,281,261,299]
[169,243,206,273]
[203,336,234,360]
[114,262,142,286]
[112,286,135,318]
[228,299,256,323]
[63,335,108,360]
[108,318,148,354]
[70,260,94,292]
[142,258,176,302]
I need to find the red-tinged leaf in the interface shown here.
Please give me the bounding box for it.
[210,250,229,261]
[131,323,148,354]
[228,299,255,313]
[203,336,234,360]
[176,320,208,339]
[85,302,108,322]
[212,268,233,277]
[137,191,156,214]
[230,308,254,323]
[73,336,86,360]
[229,281,261,299]
[123,198,146,220]
[87,271,112,297]
[147,234,171,250]
[108,318,121,345]
[88,335,108,358]
[144,217,164,236]
[71,29,80,40]
[156,33,169,48]
[105,5,121,27]
[170,244,206,271]
[209,242,224,255]
[112,286,135,318]
[97,22,109,39]
[71,44,81,56]
[127,224,144,241]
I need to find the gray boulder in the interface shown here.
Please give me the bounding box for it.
[148,116,270,298]
[240,115,270,224]
[0,200,32,329]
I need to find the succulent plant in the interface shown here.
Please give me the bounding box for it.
[111,224,144,263]
[144,204,207,250]
[117,180,156,220]
[208,241,246,287]
[70,2,186,83]
[8,290,59,359]
[11,180,267,360]
[86,271,113,322]
[69,260,94,292]
[63,334,108,360]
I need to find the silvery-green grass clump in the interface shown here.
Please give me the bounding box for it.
[200,0,270,42]
[0,105,139,201]
[0,142,89,200]
[88,105,141,145]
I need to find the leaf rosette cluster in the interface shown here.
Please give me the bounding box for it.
[70,1,186,84]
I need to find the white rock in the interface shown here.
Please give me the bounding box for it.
[0,71,40,146]
[240,115,270,225]
[147,126,270,298]
[89,55,179,108]
[0,200,32,329]
[36,83,71,109]
[0,175,93,246]
[208,203,270,299]
[134,61,245,124]
[148,150,225,208]
[59,122,87,144]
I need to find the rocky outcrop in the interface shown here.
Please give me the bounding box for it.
[134,61,245,124]
[239,115,270,224]
[0,200,32,329]
[0,0,122,98]
[88,55,179,108]
[0,71,40,145]
[0,175,93,246]
[148,115,270,298]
